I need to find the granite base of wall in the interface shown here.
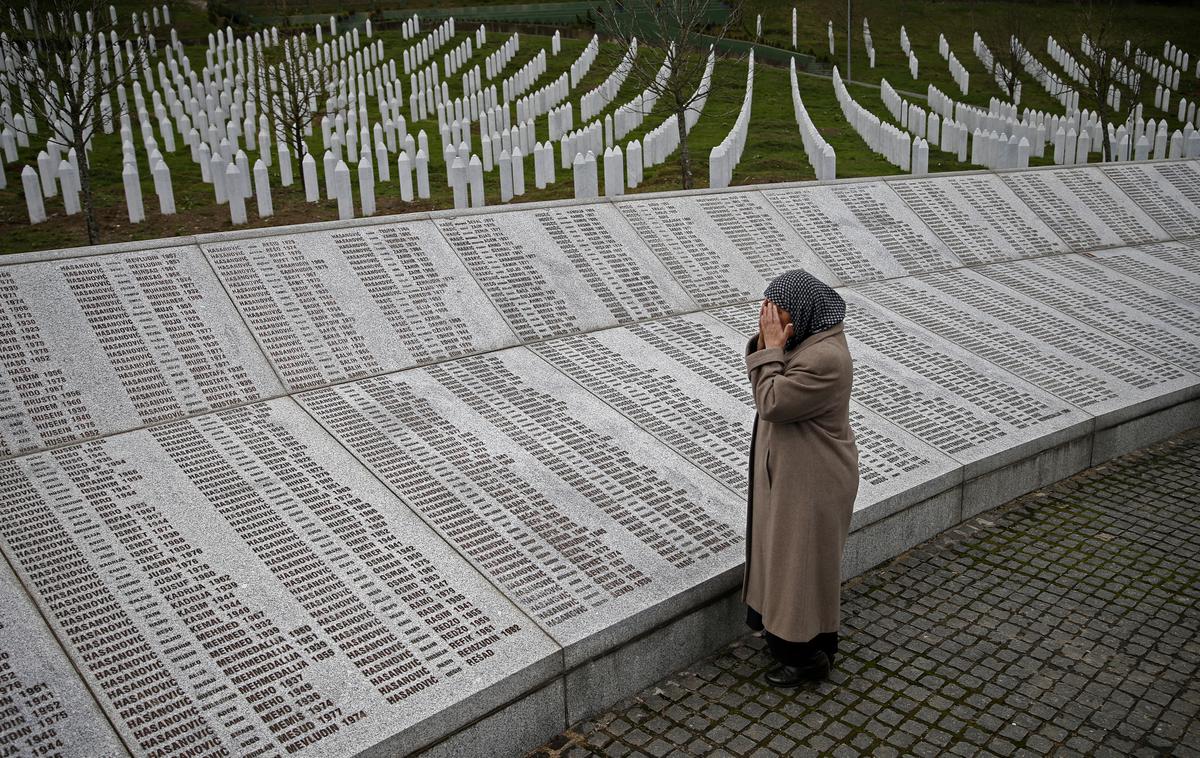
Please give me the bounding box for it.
[1091,398,1200,465]
[411,678,568,758]
[961,433,1095,520]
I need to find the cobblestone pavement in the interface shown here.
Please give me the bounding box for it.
[528,430,1200,757]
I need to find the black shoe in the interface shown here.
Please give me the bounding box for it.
[765,651,831,687]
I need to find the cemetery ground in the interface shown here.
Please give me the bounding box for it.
[2,0,1199,255]
[530,429,1200,757]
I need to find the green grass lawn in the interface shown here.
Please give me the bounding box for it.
[2,0,1198,255]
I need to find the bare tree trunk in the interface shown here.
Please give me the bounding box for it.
[675,108,692,190]
[75,137,100,244]
[294,121,305,163]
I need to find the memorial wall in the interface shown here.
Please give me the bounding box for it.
[2,159,1199,757]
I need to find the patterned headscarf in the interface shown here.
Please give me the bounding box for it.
[763,269,846,351]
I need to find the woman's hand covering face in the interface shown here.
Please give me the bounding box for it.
[759,299,794,350]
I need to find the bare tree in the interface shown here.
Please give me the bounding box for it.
[0,0,149,243]
[258,31,329,162]
[596,0,744,190]
[1071,0,1147,161]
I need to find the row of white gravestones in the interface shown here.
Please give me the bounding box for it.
[480,121,535,172]
[399,13,420,41]
[836,65,963,174]
[928,85,1064,158]
[580,39,637,123]
[899,27,918,79]
[1099,119,1178,164]
[485,33,520,80]
[1105,84,1122,111]
[502,49,547,104]
[515,69,570,122]
[1138,50,1182,90]
[789,59,836,180]
[551,30,562,56]
[1050,126,1092,165]
[1162,40,1191,72]
[443,35,476,79]
[434,82,500,133]
[792,8,798,50]
[561,122,605,170]
[570,36,600,88]
[880,79,909,126]
[946,48,969,96]
[1153,84,1173,115]
[477,105,514,148]
[1108,119,1199,161]
[302,147,427,204]
[1047,36,1088,85]
[403,18,455,75]
[828,21,834,56]
[884,80,982,164]
[547,102,575,142]
[832,66,897,166]
[1176,99,1199,129]
[709,53,754,190]
[968,129,1031,170]
[612,50,671,141]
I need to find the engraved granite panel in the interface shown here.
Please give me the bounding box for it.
[761,182,963,283]
[1101,161,1200,239]
[888,173,1068,264]
[202,223,518,391]
[613,193,841,307]
[434,206,697,342]
[1000,167,1167,250]
[0,246,282,460]
[0,399,556,757]
[854,271,1198,426]
[297,347,743,668]
[977,255,1200,373]
[0,559,129,757]
[1088,240,1200,305]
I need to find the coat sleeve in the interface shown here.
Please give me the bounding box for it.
[745,341,844,424]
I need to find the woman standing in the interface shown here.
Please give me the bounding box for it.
[742,269,859,687]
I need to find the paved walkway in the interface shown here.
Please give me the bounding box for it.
[528,430,1200,757]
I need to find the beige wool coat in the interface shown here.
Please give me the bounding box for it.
[741,323,860,643]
